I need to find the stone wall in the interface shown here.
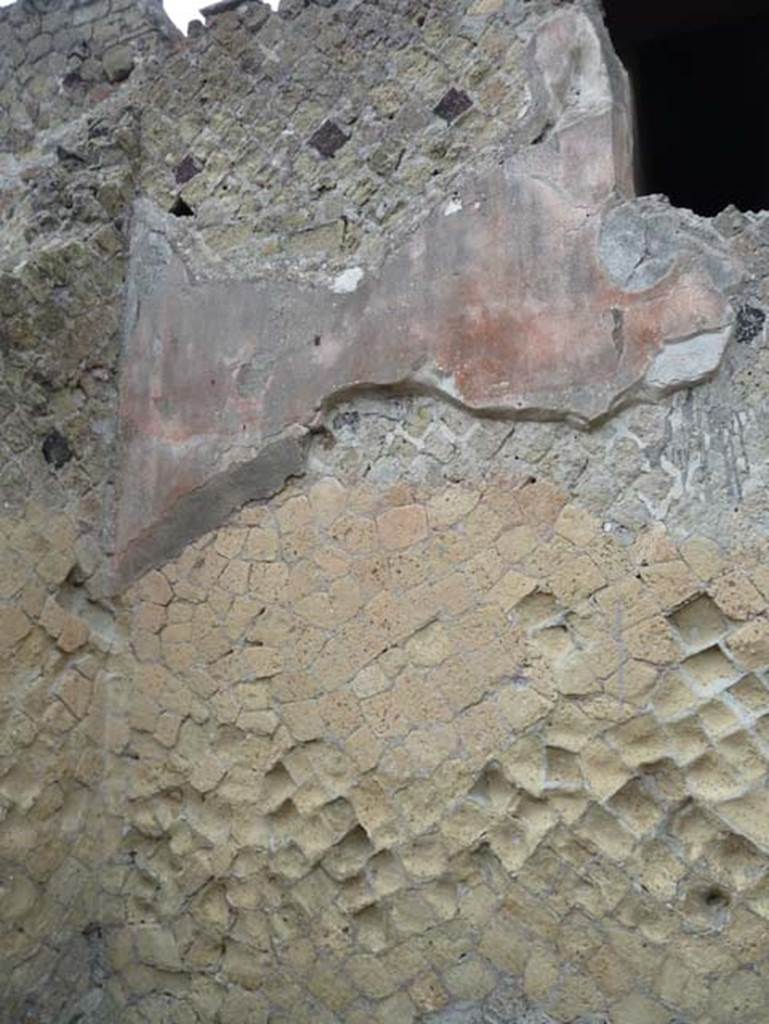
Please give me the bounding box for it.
[1,1,177,1019]
[2,0,769,1022]
[110,472,769,1023]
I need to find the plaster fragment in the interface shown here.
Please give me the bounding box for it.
[332,267,364,294]
[645,325,732,393]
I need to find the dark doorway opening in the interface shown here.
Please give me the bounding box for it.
[602,0,769,216]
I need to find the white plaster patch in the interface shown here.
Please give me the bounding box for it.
[332,267,364,294]
[444,196,463,216]
[645,325,732,393]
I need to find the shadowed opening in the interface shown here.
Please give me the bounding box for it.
[602,0,769,216]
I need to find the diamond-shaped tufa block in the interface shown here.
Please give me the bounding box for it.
[174,154,202,185]
[433,87,473,123]
[308,119,349,158]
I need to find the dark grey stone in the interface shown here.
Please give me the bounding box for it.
[308,118,349,157]
[434,86,473,122]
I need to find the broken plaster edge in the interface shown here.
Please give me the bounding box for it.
[110,321,737,594]
[107,427,308,595]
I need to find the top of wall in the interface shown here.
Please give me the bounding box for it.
[2,0,764,593]
[0,0,179,151]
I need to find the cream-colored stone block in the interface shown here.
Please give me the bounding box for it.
[516,480,567,529]
[405,620,454,666]
[317,690,364,738]
[469,0,504,16]
[329,513,377,554]
[135,569,174,605]
[133,925,182,971]
[549,554,606,605]
[440,800,489,849]
[376,504,428,550]
[133,601,167,635]
[609,714,670,766]
[275,494,313,534]
[698,698,741,739]
[710,570,766,621]
[750,562,769,601]
[553,648,602,696]
[631,524,679,567]
[313,545,350,580]
[680,536,724,581]
[444,602,511,651]
[668,593,726,650]
[603,659,658,705]
[545,700,600,752]
[346,953,401,999]
[594,576,659,627]
[554,502,600,546]
[308,477,347,526]
[444,956,497,1001]
[344,723,383,772]
[664,716,710,764]
[496,524,539,564]
[550,972,606,1021]
[623,615,681,664]
[240,644,282,679]
[707,969,767,1024]
[680,644,739,694]
[498,734,545,795]
[218,559,250,596]
[219,988,270,1024]
[281,699,324,742]
[686,752,742,803]
[546,746,582,790]
[529,623,573,662]
[579,739,631,801]
[39,595,67,638]
[575,805,635,861]
[497,684,551,732]
[241,525,279,562]
[611,993,669,1024]
[221,940,271,990]
[35,547,76,587]
[410,970,449,1014]
[189,753,227,794]
[248,562,288,605]
[464,547,505,592]
[635,840,686,901]
[726,619,769,670]
[717,730,765,781]
[651,668,701,721]
[609,779,663,836]
[523,943,560,1002]
[54,668,93,719]
[463,501,504,550]
[641,560,701,610]
[512,589,559,628]
[402,722,459,773]
[426,486,479,529]
[390,891,438,937]
[729,673,769,715]
[362,667,450,739]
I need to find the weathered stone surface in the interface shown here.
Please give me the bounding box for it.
[105,476,769,1023]
[4,0,769,1022]
[102,43,134,83]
